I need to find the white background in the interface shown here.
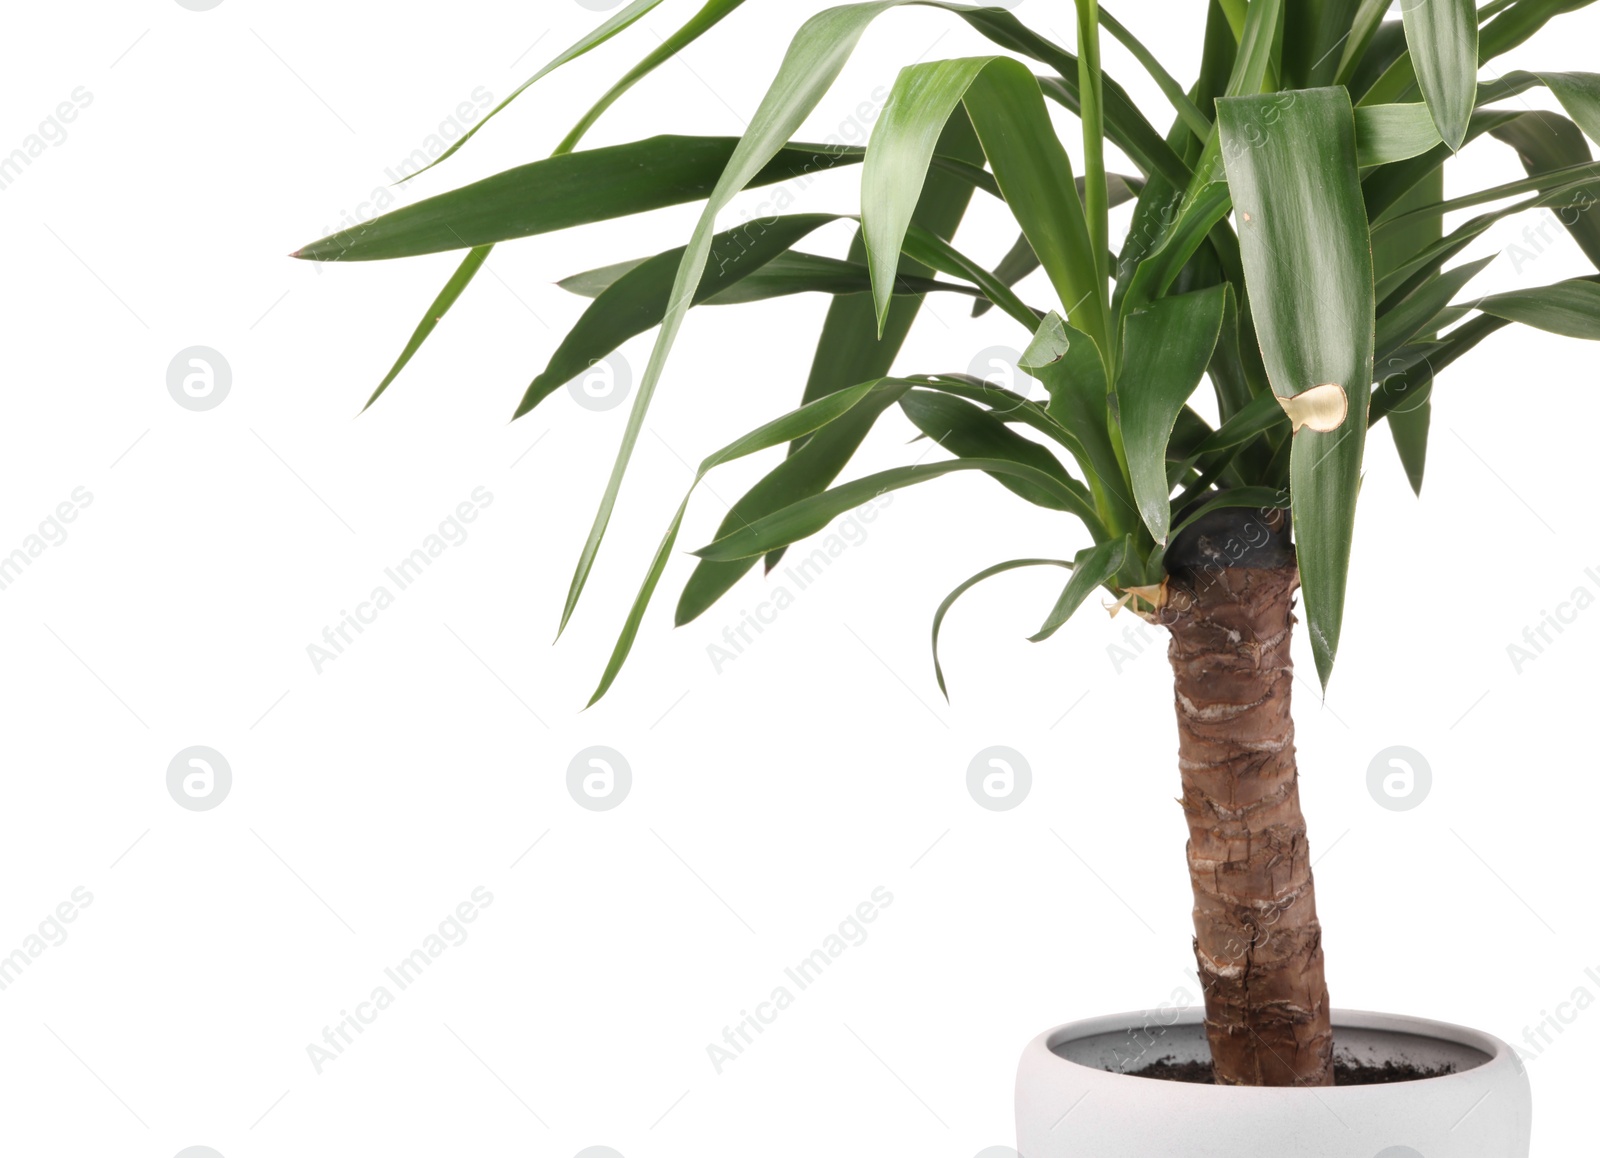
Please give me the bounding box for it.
[1,1,1597,1155]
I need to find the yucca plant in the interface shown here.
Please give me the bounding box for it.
[294,0,1600,1087]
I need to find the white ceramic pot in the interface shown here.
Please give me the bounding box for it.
[1016,1008,1529,1158]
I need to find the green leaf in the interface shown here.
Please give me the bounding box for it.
[363,244,491,411]
[557,0,750,154]
[1219,87,1375,689]
[292,137,862,261]
[1373,163,1444,496]
[962,59,1113,375]
[516,214,841,420]
[561,0,917,634]
[349,0,750,406]
[1282,0,1365,88]
[1490,109,1600,269]
[1479,0,1599,64]
[863,57,1009,333]
[1401,0,1477,151]
[931,559,1072,698]
[899,225,1042,330]
[693,458,1105,563]
[1361,107,1521,224]
[1375,255,1493,360]
[1369,313,1508,422]
[972,232,1040,318]
[1386,389,1432,495]
[1029,537,1130,642]
[957,12,1191,187]
[1225,0,1284,97]
[1099,7,1211,140]
[1376,156,1600,228]
[1076,0,1110,295]
[974,172,1139,318]
[587,375,900,704]
[417,0,669,178]
[1023,313,1136,532]
[1335,0,1396,86]
[1525,71,1600,143]
[1118,177,1232,316]
[898,390,1101,527]
[1192,388,1290,457]
[766,105,988,578]
[1354,103,1441,166]
[1117,285,1228,544]
[558,248,976,306]
[1476,277,1600,337]
[1371,159,1444,287]
[1374,179,1597,301]
[675,384,907,625]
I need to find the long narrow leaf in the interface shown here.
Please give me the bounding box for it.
[1117,285,1228,544]
[1219,88,1375,688]
[964,59,1113,374]
[419,0,668,177]
[1476,277,1600,337]
[931,558,1072,697]
[588,375,904,703]
[1402,0,1478,151]
[1029,537,1130,642]
[516,214,841,420]
[293,137,861,261]
[694,458,1107,562]
[363,244,491,410]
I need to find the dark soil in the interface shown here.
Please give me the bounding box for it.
[1126,1054,1455,1086]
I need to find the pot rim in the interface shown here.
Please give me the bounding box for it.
[1029,1007,1520,1094]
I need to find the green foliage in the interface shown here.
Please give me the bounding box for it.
[295,0,1600,699]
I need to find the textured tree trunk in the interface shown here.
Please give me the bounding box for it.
[1157,531,1334,1087]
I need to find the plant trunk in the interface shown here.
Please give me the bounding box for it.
[1157,541,1334,1087]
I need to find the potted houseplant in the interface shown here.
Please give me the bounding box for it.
[293,1,1600,1153]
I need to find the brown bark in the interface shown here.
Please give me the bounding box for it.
[1157,559,1333,1087]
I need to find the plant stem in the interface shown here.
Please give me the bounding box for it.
[1157,554,1334,1086]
